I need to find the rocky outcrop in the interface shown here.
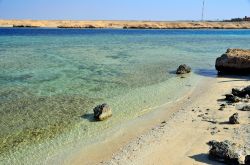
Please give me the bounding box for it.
[176,64,191,74]
[93,103,112,121]
[207,140,242,164]
[229,113,240,124]
[215,49,250,74]
[13,25,40,28]
[57,25,96,29]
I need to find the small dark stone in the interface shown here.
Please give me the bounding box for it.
[176,64,191,74]
[220,104,226,107]
[231,86,250,98]
[225,94,241,103]
[219,107,225,111]
[229,113,240,124]
[232,88,243,97]
[161,121,166,124]
[245,155,250,165]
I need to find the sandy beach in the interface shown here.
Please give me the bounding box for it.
[64,74,250,165]
[1,20,250,29]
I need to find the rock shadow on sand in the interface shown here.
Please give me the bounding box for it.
[195,68,250,81]
[81,113,97,122]
[190,154,224,165]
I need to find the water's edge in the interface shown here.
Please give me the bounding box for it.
[61,76,214,165]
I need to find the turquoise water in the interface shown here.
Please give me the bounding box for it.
[1,28,250,164]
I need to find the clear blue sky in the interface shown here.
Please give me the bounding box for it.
[0,0,250,21]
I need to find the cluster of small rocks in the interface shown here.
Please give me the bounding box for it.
[208,85,250,164]
[219,85,250,125]
[225,86,250,104]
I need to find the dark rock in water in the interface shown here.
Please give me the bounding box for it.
[93,103,112,121]
[229,113,240,124]
[215,48,250,74]
[245,155,250,165]
[207,140,241,164]
[240,105,250,111]
[225,94,241,103]
[176,64,191,74]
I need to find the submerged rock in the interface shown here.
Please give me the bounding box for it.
[93,103,112,121]
[215,48,250,74]
[176,64,191,74]
[207,140,241,164]
[229,113,240,124]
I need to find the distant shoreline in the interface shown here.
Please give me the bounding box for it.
[1,19,250,29]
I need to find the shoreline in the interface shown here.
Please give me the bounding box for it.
[102,75,250,165]
[44,75,202,165]
[62,76,211,165]
[65,75,250,165]
[1,20,250,29]
[0,72,200,164]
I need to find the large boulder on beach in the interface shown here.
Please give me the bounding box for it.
[215,48,250,74]
[93,103,112,121]
[176,64,191,74]
[207,140,241,164]
[229,113,240,124]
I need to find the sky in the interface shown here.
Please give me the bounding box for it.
[0,0,250,21]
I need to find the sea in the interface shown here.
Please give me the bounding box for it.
[0,28,250,164]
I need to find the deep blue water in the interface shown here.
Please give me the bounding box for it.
[1,28,250,36]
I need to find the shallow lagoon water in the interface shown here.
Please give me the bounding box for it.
[0,28,250,164]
